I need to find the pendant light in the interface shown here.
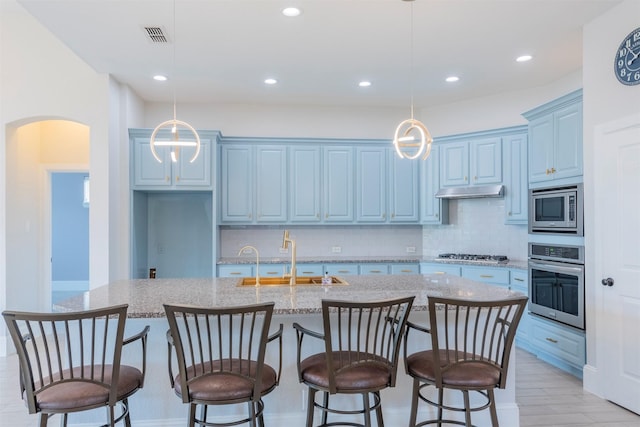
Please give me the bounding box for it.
[149,0,200,164]
[393,0,432,161]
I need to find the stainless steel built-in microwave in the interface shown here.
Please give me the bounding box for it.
[529,184,583,236]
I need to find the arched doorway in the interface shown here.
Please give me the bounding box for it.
[5,119,89,313]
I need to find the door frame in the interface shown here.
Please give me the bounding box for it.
[42,164,89,310]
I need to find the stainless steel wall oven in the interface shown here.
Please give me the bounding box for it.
[528,243,585,330]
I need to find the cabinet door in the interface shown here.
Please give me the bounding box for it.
[470,137,502,185]
[290,146,321,222]
[325,264,359,275]
[528,115,555,183]
[420,263,461,276]
[218,264,253,277]
[389,152,419,222]
[461,266,510,287]
[440,141,469,187]
[175,139,212,188]
[220,145,253,222]
[356,147,387,222]
[323,146,354,222]
[390,264,420,275]
[553,102,583,180]
[504,133,528,224]
[133,139,172,187]
[256,146,287,222]
[421,146,448,224]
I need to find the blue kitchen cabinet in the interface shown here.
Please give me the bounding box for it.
[220,145,253,222]
[296,263,324,277]
[440,137,502,187]
[420,263,461,276]
[389,152,420,222]
[257,263,287,277]
[528,315,586,379]
[218,264,253,277]
[323,146,354,222]
[256,146,287,222]
[131,129,214,190]
[503,132,528,224]
[461,266,510,288]
[440,141,469,187]
[523,90,583,185]
[290,146,321,223]
[356,147,387,222]
[360,263,390,275]
[324,263,359,276]
[390,263,420,275]
[420,145,448,224]
[510,269,530,347]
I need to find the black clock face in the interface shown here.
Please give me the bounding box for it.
[615,26,640,86]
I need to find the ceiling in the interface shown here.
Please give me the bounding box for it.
[14,0,621,109]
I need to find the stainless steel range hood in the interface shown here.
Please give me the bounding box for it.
[435,185,504,199]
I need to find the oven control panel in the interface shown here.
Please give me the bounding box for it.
[529,243,584,263]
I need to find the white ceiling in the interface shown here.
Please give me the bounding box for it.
[14,0,621,109]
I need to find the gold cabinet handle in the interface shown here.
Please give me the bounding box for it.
[545,168,550,175]
[480,274,494,278]
[325,213,328,219]
[301,271,315,275]
[370,270,383,273]
[229,272,242,275]
[464,176,468,181]
[400,269,413,273]
[338,270,350,273]
[551,167,556,173]
[508,211,512,216]
[474,176,477,181]
[166,176,170,182]
[513,278,525,282]
[176,176,180,182]
[545,337,558,344]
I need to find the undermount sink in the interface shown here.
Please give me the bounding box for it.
[238,276,349,287]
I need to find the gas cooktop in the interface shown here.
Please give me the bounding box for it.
[437,253,509,263]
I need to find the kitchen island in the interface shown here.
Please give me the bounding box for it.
[55,275,524,426]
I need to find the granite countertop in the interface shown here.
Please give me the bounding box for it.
[55,274,524,318]
[218,256,528,270]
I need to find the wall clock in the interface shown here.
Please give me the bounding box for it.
[614,26,640,86]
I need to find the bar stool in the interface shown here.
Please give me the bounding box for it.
[404,295,528,427]
[164,302,283,427]
[2,304,149,427]
[293,296,414,427]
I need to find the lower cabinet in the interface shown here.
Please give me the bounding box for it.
[217,262,421,277]
[217,265,253,278]
[528,315,586,378]
[296,264,324,277]
[461,266,510,288]
[325,264,359,276]
[420,263,461,276]
[360,264,390,275]
[390,264,420,275]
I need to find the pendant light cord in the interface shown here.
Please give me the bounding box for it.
[172,0,177,122]
[409,0,415,120]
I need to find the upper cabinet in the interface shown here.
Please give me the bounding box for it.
[130,129,216,190]
[420,145,448,225]
[356,147,387,222]
[523,90,583,186]
[324,146,355,222]
[503,132,528,224]
[389,152,420,222]
[290,146,322,222]
[440,137,502,187]
[220,143,287,223]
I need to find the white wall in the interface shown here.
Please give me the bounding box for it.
[581,0,640,397]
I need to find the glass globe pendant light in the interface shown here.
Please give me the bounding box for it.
[149,0,200,164]
[393,0,432,161]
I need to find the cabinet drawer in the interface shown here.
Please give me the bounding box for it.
[529,316,585,367]
[218,265,253,277]
[420,263,461,276]
[360,264,390,275]
[390,264,420,275]
[296,264,324,277]
[325,264,359,275]
[461,266,510,285]
[510,269,528,293]
[258,264,287,277]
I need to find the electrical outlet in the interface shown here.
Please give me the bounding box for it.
[279,247,289,254]
[406,246,416,253]
[332,246,342,253]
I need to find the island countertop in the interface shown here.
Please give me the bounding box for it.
[55,274,524,317]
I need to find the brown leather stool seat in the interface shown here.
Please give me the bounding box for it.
[293,297,414,427]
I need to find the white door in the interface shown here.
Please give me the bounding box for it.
[596,114,640,414]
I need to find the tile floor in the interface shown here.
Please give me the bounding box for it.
[0,348,638,426]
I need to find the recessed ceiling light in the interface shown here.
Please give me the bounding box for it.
[264,78,278,85]
[153,75,168,81]
[516,55,533,62]
[282,7,301,17]
[358,81,372,87]
[445,76,459,83]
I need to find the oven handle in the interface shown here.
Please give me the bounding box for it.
[529,259,584,275]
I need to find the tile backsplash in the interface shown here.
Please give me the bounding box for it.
[422,198,528,260]
[220,198,528,261]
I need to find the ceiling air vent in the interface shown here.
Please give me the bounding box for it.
[143,26,169,43]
